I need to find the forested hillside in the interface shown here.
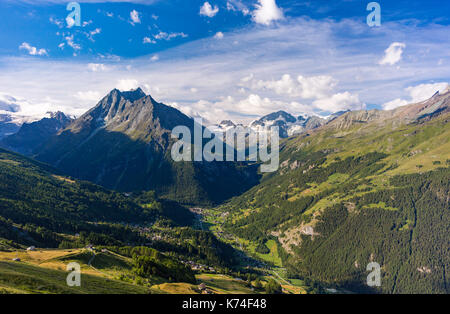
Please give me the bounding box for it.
[0,147,238,271]
[220,100,450,293]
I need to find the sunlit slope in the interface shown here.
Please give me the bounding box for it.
[220,93,450,293]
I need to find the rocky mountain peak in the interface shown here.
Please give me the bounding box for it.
[120,87,147,102]
[219,120,236,127]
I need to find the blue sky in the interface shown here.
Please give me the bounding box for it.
[0,0,449,123]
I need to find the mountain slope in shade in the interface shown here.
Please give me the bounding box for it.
[0,111,73,155]
[35,88,259,205]
[0,114,21,139]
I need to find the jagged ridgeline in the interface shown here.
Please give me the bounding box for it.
[34,88,259,205]
[220,89,450,293]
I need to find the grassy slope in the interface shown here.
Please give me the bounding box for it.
[0,249,258,294]
[0,260,150,294]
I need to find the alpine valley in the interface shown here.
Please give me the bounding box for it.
[0,87,448,294]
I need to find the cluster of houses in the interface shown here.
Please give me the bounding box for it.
[182,260,216,273]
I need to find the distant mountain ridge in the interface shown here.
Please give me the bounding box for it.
[209,110,345,138]
[0,111,73,155]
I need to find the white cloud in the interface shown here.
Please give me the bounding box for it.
[83,20,93,27]
[246,74,338,100]
[200,2,219,17]
[313,92,363,112]
[74,90,102,102]
[252,0,284,25]
[87,28,102,42]
[90,28,101,36]
[65,35,81,50]
[226,0,250,15]
[87,63,107,72]
[116,79,139,91]
[406,82,449,103]
[150,55,159,62]
[382,98,408,110]
[143,37,156,44]
[214,32,224,39]
[19,42,47,56]
[49,17,63,28]
[130,10,141,25]
[382,82,449,110]
[252,74,298,96]
[154,31,188,41]
[297,75,338,99]
[379,42,406,66]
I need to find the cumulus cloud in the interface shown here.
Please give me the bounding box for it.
[65,35,81,50]
[214,32,224,39]
[313,92,363,112]
[143,37,156,44]
[251,74,299,96]
[174,93,314,123]
[226,0,250,15]
[252,0,284,25]
[297,75,338,99]
[245,74,338,100]
[406,82,449,103]
[116,79,140,91]
[382,82,449,110]
[382,98,408,110]
[19,42,47,56]
[242,73,359,112]
[200,2,219,17]
[150,55,159,62]
[130,10,141,25]
[379,42,406,66]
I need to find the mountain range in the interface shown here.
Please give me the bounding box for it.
[208,110,343,138]
[0,85,448,294]
[0,112,73,156]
